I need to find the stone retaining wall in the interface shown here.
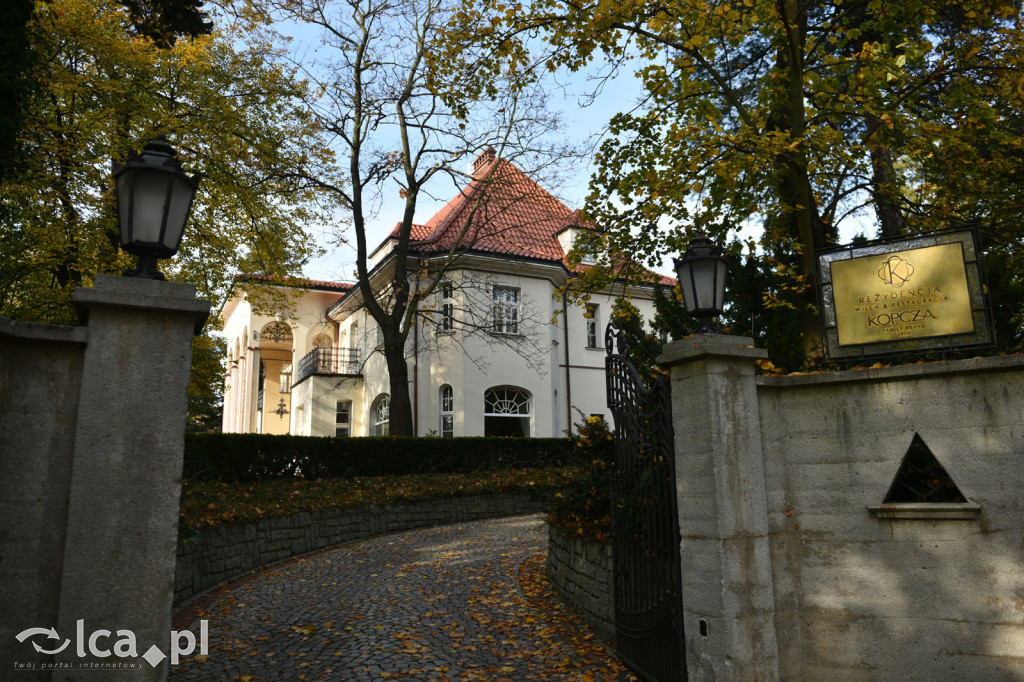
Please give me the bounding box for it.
[660,336,1024,681]
[546,526,614,642]
[175,494,545,606]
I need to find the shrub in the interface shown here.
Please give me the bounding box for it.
[183,433,578,481]
[546,416,615,542]
[180,467,579,529]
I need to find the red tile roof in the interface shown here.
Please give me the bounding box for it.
[387,155,673,286]
[390,157,574,262]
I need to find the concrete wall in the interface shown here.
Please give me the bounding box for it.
[659,335,1024,681]
[546,527,615,642]
[0,317,87,671]
[0,277,209,681]
[175,495,547,606]
[757,356,1024,681]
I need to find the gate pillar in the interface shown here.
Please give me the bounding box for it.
[657,334,780,682]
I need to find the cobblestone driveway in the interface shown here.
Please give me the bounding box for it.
[169,514,634,681]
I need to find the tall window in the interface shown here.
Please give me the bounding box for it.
[371,394,390,436]
[585,303,600,348]
[439,384,454,438]
[440,283,455,332]
[484,386,531,437]
[492,285,519,334]
[335,400,352,437]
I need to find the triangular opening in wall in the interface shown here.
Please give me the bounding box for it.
[883,433,966,503]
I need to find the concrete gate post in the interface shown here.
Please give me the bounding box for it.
[657,334,780,682]
[53,275,209,681]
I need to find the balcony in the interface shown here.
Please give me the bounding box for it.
[294,347,361,386]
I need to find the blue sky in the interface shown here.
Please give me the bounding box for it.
[280,19,649,283]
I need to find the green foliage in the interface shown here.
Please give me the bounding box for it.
[0,0,333,325]
[184,433,579,481]
[546,415,615,543]
[180,466,576,529]
[610,297,663,382]
[981,246,1024,353]
[187,331,225,432]
[115,0,212,48]
[725,248,806,372]
[467,0,1024,365]
[651,283,696,342]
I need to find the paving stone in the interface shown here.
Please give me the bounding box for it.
[169,514,634,681]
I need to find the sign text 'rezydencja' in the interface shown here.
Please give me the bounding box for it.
[831,242,974,346]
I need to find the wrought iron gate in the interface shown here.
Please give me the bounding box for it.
[604,322,686,681]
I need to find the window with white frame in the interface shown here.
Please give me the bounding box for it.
[279,364,292,394]
[483,386,531,437]
[439,384,454,437]
[440,283,455,332]
[335,400,352,437]
[585,303,600,348]
[492,285,519,334]
[371,394,390,436]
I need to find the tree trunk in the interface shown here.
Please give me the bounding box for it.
[773,0,829,361]
[866,117,905,238]
[384,337,415,436]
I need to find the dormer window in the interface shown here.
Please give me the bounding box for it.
[556,225,598,264]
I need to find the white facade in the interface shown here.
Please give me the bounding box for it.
[220,265,662,438]
[220,154,670,438]
[221,282,352,436]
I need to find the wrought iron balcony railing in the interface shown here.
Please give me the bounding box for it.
[294,347,361,386]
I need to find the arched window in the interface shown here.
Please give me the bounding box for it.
[483,386,531,437]
[370,394,390,436]
[439,384,454,438]
[311,333,333,349]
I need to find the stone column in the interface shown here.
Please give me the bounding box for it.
[249,346,261,432]
[657,334,780,682]
[54,275,209,681]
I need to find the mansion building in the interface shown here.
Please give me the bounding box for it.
[220,150,670,438]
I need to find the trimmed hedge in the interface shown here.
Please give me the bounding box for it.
[184,433,577,481]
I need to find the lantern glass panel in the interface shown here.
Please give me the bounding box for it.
[679,264,697,314]
[713,261,727,310]
[691,259,718,311]
[165,174,196,247]
[131,168,172,247]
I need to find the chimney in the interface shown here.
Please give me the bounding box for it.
[473,146,497,175]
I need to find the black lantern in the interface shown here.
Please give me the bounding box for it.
[114,135,200,279]
[673,235,728,333]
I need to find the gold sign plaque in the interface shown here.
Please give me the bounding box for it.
[831,242,974,346]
